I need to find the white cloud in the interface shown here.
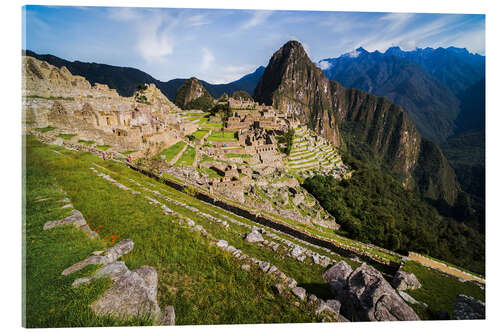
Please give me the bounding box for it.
[240,11,272,30]
[108,7,141,21]
[186,14,210,27]
[207,64,258,84]
[201,48,215,72]
[318,60,331,70]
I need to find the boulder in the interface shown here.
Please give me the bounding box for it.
[101,239,134,263]
[216,240,228,249]
[392,270,421,291]
[338,263,420,322]
[452,294,485,320]
[90,265,161,321]
[160,305,175,325]
[323,260,352,283]
[291,287,307,301]
[244,229,264,243]
[316,299,341,316]
[259,261,271,273]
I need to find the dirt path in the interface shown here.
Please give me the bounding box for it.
[408,252,485,284]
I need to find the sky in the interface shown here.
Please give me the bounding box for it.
[23,6,485,84]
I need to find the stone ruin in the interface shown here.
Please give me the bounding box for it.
[22,56,195,156]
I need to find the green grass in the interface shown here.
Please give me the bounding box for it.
[174,146,196,167]
[207,131,237,142]
[192,129,209,140]
[225,153,252,158]
[200,167,223,179]
[58,133,77,140]
[97,145,112,151]
[78,140,95,146]
[36,126,56,133]
[120,150,137,155]
[25,95,75,101]
[156,142,186,162]
[24,135,328,326]
[24,141,154,327]
[402,260,485,318]
[24,121,36,125]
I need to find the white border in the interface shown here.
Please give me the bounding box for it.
[2,1,499,333]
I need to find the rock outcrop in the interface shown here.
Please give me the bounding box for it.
[254,40,460,205]
[392,270,422,291]
[174,77,213,109]
[452,294,485,320]
[324,262,420,322]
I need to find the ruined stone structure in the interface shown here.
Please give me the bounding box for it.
[22,56,193,155]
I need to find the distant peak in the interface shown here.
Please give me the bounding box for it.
[341,47,367,58]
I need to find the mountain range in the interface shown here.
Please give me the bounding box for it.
[23,50,265,101]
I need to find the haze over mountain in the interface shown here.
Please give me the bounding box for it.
[23,50,264,101]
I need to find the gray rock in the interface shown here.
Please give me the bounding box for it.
[244,229,264,243]
[102,239,134,263]
[272,283,285,295]
[259,261,271,273]
[160,305,175,325]
[285,277,297,289]
[297,255,306,262]
[241,264,251,271]
[290,245,305,258]
[91,265,161,321]
[72,277,92,288]
[94,261,130,281]
[267,265,278,275]
[316,299,341,316]
[60,203,74,209]
[337,263,420,322]
[225,245,237,253]
[452,294,485,320]
[398,291,419,305]
[291,286,307,301]
[44,209,88,230]
[62,255,107,276]
[216,240,228,249]
[308,294,318,304]
[392,270,422,291]
[323,260,352,283]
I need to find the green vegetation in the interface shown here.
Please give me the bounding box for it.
[174,146,196,167]
[303,155,485,275]
[185,95,214,111]
[120,150,137,156]
[97,145,111,151]
[402,261,484,318]
[24,121,36,125]
[25,95,75,101]
[58,133,76,140]
[225,153,252,158]
[78,140,95,146]
[156,142,186,162]
[207,130,237,142]
[277,129,295,155]
[25,136,328,325]
[36,126,56,133]
[191,129,209,140]
[24,140,154,327]
[231,90,253,101]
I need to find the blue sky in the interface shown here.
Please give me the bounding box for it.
[23,6,485,84]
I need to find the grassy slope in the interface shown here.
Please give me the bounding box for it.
[402,261,484,318]
[24,139,152,327]
[24,136,328,326]
[156,141,186,162]
[174,146,196,167]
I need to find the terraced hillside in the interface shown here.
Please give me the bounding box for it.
[287,127,344,176]
[25,135,485,326]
